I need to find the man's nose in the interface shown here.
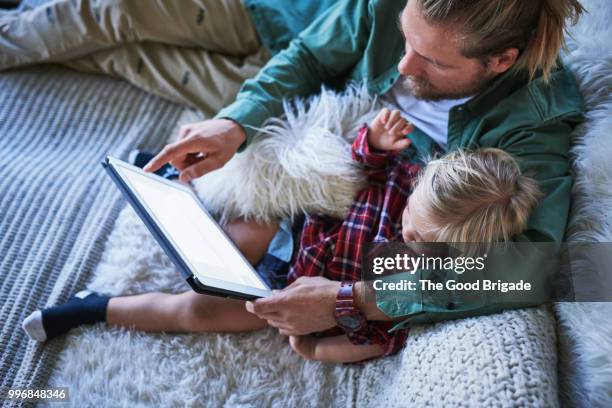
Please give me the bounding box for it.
[398,50,422,76]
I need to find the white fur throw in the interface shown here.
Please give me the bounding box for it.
[554,0,612,406]
[192,85,379,223]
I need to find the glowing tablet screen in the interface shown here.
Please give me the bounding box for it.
[116,165,268,291]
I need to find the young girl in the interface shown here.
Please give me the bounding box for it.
[285,109,542,362]
[22,109,541,364]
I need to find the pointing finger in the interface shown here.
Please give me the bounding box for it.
[144,138,210,173]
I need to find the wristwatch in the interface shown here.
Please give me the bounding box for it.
[334,281,367,333]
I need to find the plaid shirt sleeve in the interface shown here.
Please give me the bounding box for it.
[352,125,404,183]
[352,125,392,162]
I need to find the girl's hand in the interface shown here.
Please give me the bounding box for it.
[368,108,413,151]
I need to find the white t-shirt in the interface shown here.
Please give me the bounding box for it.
[381,79,472,148]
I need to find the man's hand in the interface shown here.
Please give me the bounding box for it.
[368,108,413,151]
[143,119,246,182]
[245,277,341,336]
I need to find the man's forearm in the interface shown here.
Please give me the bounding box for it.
[355,281,393,321]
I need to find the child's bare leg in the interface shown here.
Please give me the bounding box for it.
[106,218,279,331]
[23,218,280,341]
[289,335,385,363]
[107,291,267,332]
[223,218,280,265]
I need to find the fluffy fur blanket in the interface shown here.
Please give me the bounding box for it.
[554,0,612,405]
[192,85,379,224]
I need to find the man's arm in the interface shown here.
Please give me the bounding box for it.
[215,0,372,151]
[145,0,372,179]
[501,122,576,243]
[355,281,392,321]
[245,277,396,336]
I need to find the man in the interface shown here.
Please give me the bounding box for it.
[7,0,585,341]
[146,0,586,337]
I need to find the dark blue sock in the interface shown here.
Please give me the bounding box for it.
[22,290,110,342]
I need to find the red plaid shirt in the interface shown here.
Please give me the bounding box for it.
[288,125,421,357]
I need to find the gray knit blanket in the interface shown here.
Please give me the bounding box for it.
[0,66,181,403]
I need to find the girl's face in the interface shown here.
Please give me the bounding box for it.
[401,194,436,243]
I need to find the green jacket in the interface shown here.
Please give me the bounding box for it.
[218,0,584,327]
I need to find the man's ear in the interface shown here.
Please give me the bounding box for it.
[487,48,519,74]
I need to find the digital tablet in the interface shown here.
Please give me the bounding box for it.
[102,156,272,300]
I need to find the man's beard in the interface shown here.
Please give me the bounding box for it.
[403,71,494,101]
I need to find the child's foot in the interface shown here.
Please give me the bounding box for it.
[289,335,318,361]
[22,290,110,342]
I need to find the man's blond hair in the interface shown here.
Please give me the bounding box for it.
[411,148,542,243]
[415,0,585,81]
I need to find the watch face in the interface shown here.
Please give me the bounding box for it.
[338,314,363,330]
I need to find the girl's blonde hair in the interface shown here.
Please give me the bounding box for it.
[416,0,585,81]
[411,148,542,243]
